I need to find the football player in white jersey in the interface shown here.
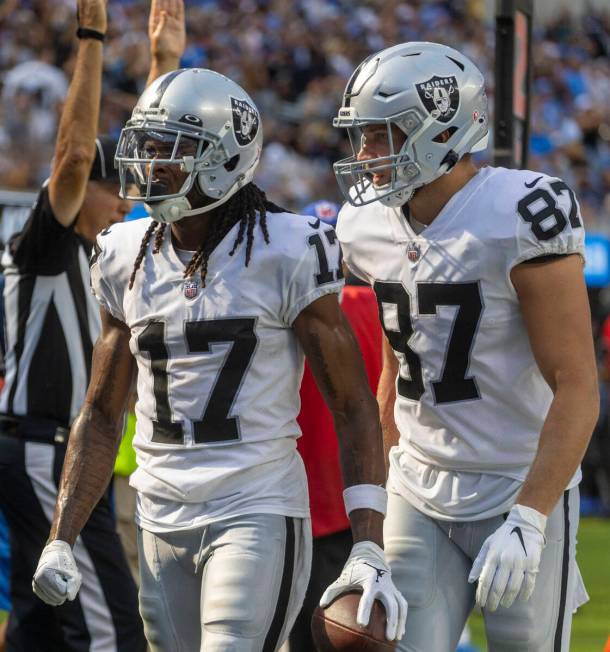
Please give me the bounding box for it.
[331,42,598,651]
[31,68,407,650]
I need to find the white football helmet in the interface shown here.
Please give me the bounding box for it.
[333,42,489,207]
[115,68,263,223]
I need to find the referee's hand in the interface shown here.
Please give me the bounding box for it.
[32,540,82,606]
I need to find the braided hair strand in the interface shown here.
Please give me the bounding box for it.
[129,183,286,290]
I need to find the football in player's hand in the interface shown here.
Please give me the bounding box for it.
[311,591,396,651]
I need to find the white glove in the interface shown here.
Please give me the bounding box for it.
[320,541,408,641]
[468,504,547,612]
[32,540,82,606]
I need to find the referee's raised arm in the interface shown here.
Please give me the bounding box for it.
[48,0,107,227]
[0,2,147,650]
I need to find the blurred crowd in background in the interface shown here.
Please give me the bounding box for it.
[0,0,609,228]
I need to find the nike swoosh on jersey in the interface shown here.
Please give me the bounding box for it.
[524,176,543,188]
[89,241,102,269]
[308,218,321,229]
[511,526,527,556]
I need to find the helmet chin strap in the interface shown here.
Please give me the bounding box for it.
[368,176,414,208]
[144,196,193,223]
[144,180,242,224]
[378,185,414,207]
[378,148,463,208]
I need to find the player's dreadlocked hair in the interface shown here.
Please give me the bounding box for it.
[128,183,287,290]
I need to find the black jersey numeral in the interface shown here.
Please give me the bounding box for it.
[549,180,581,228]
[138,322,184,443]
[186,319,257,444]
[375,281,483,404]
[517,181,581,241]
[374,281,424,401]
[418,283,483,403]
[137,318,258,445]
[308,229,343,285]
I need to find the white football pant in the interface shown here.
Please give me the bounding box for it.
[384,487,586,651]
[137,513,311,651]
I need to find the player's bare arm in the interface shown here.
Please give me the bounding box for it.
[469,252,598,612]
[33,308,135,606]
[377,335,400,470]
[511,253,599,514]
[293,293,407,642]
[293,293,385,544]
[48,0,106,226]
[146,0,186,87]
[50,308,136,546]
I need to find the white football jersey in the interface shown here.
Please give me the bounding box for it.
[337,166,585,519]
[90,211,344,531]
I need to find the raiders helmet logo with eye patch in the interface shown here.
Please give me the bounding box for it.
[231,97,260,146]
[416,75,460,124]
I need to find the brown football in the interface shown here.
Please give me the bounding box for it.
[311,591,396,651]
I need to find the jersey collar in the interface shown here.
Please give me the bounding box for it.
[160,220,243,285]
[386,167,494,244]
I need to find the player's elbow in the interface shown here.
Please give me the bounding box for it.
[584,379,601,431]
[53,144,95,181]
[556,366,600,429]
[77,401,124,441]
[332,390,380,431]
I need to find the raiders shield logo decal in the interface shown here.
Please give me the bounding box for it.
[231,97,260,146]
[416,75,459,123]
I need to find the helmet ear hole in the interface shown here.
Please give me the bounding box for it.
[432,126,458,143]
[440,149,459,171]
[224,155,240,172]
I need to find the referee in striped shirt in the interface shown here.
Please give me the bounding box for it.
[0,0,185,648]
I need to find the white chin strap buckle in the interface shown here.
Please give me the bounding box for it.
[378,186,414,207]
[145,197,192,223]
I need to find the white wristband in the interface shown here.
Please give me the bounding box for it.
[343,484,387,517]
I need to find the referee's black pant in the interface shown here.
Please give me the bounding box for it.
[0,433,146,652]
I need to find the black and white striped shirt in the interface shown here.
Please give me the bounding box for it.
[0,186,100,425]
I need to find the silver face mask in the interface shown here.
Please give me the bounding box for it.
[333,115,425,207]
[116,125,209,203]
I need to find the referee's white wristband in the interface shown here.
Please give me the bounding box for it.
[343,484,387,517]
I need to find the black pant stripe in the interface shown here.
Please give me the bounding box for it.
[262,516,296,652]
[553,490,571,652]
